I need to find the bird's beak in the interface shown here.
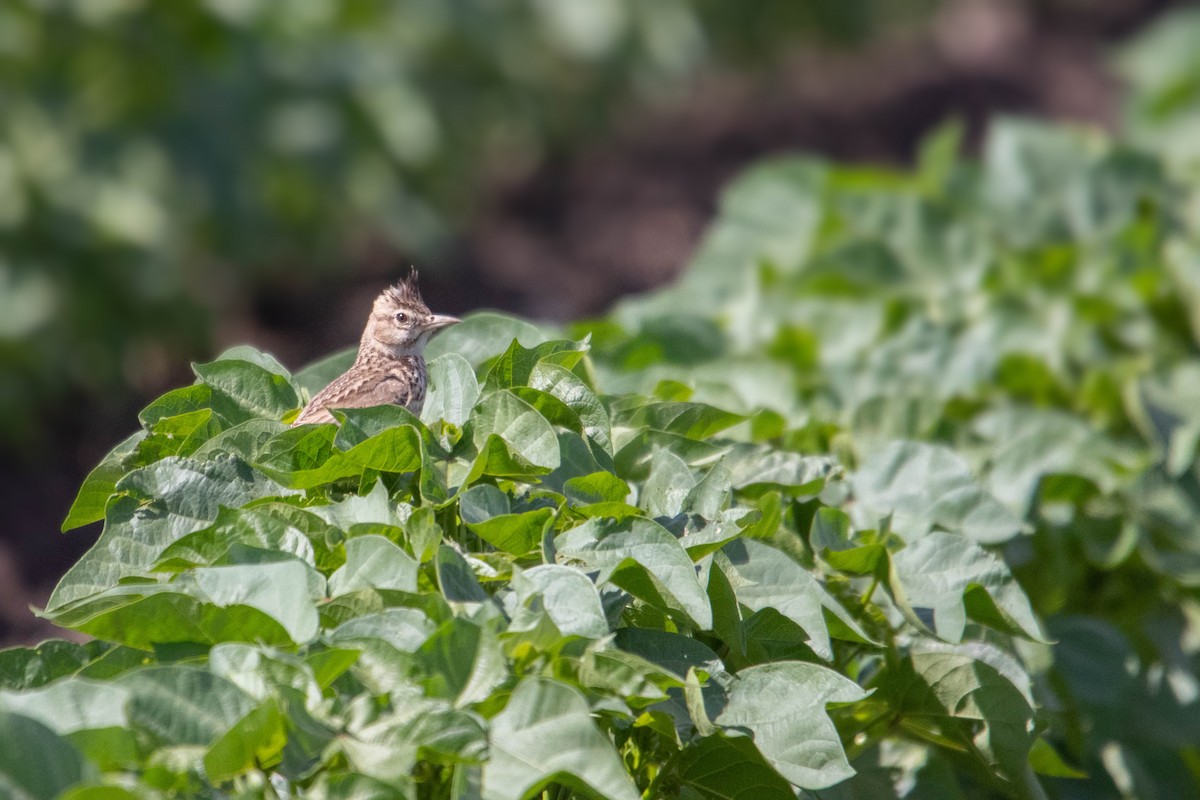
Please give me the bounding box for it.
[428,314,460,330]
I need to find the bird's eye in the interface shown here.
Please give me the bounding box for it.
[394,312,408,324]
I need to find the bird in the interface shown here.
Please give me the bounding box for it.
[292,270,460,425]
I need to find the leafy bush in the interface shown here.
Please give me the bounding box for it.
[0,0,921,449]
[4,114,1200,799]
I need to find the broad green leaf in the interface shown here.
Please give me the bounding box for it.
[723,445,835,495]
[482,338,589,392]
[139,384,214,427]
[563,472,630,506]
[851,441,1023,544]
[480,677,639,800]
[436,545,491,605]
[613,429,728,482]
[714,661,867,790]
[459,485,554,556]
[118,666,255,747]
[616,401,746,441]
[423,353,481,427]
[330,608,437,654]
[676,734,797,800]
[0,641,96,691]
[416,619,507,706]
[193,356,300,423]
[154,505,324,572]
[471,390,561,471]
[60,432,146,532]
[556,518,712,630]
[208,643,324,707]
[48,456,289,612]
[345,699,487,782]
[0,677,131,735]
[203,699,288,782]
[50,560,321,648]
[974,408,1136,514]
[310,479,398,529]
[880,649,1035,783]
[889,532,1047,643]
[257,420,424,489]
[329,535,419,596]
[613,629,723,679]
[529,361,612,452]
[721,539,872,660]
[425,313,554,367]
[466,434,553,481]
[0,712,90,800]
[505,565,609,640]
[639,447,696,518]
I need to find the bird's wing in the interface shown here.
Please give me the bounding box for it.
[292,369,420,425]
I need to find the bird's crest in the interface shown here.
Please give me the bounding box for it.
[382,268,424,308]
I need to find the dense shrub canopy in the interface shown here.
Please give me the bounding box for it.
[2,100,1200,798]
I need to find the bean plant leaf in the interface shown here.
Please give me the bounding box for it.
[850,441,1023,544]
[714,661,869,790]
[888,532,1047,643]
[555,518,712,630]
[721,539,873,660]
[48,456,288,612]
[480,677,639,800]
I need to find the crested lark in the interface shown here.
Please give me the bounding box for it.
[292,271,459,425]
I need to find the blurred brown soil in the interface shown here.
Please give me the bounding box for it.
[0,0,1181,647]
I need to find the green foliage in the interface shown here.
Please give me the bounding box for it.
[0,0,924,449]
[9,105,1200,798]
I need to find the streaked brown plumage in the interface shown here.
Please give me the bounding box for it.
[292,271,459,425]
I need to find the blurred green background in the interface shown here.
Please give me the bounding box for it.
[1,0,1196,641]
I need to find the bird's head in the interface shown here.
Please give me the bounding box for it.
[364,270,460,356]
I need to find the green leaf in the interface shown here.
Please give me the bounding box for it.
[436,545,490,605]
[0,677,131,736]
[724,446,835,495]
[154,505,327,572]
[203,699,288,783]
[425,313,555,367]
[417,619,507,706]
[459,485,554,556]
[639,447,696,518]
[0,712,90,799]
[482,338,589,392]
[721,539,872,660]
[50,560,321,648]
[472,390,561,471]
[330,608,437,654]
[480,677,639,800]
[556,517,712,630]
[676,733,802,800]
[563,472,631,505]
[529,361,612,452]
[423,353,481,427]
[851,441,1023,544]
[48,456,289,612]
[256,417,424,489]
[888,532,1047,643]
[119,666,255,747]
[193,356,300,423]
[880,648,1035,783]
[60,432,145,532]
[328,535,418,596]
[505,565,609,639]
[714,661,867,790]
[0,641,96,691]
[617,401,746,441]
